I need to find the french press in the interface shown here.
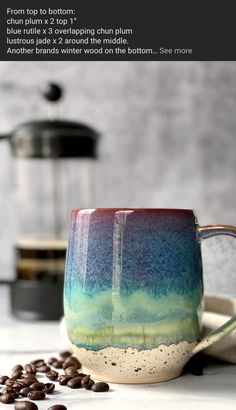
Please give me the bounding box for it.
[2,83,100,320]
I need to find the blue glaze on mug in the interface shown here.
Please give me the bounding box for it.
[64,209,203,350]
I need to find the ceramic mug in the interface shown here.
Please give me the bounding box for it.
[64,208,236,383]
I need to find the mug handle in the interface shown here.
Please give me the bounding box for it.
[191,224,236,356]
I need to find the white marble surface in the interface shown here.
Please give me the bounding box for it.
[1,318,236,410]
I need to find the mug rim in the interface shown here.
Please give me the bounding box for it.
[72,207,195,212]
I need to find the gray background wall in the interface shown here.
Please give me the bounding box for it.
[0,61,236,296]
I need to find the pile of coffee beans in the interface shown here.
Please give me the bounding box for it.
[0,351,110,409]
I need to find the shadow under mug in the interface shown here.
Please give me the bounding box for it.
[64,208,236,383]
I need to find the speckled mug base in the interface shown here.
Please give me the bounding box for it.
[71,341,196,384]
[82,368,183,384]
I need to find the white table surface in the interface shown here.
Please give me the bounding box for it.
[0,286,236,410]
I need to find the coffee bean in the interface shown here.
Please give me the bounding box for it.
[30,359,45,367]
[37,365,50,373]
[184,353,206,376]
[13,381,26,390]
[67,376,82,389]
[2,387,19,398]
[44,382,55,394]
[12,370,23,379]
[21,377,37,387]
[27,390,46,400]
[92,382,109,392]
[0,392,15,403]
[46,370,58,380]
[63,356,81,370]
[57,375,73,385]
[5,377,17,386]
[30,382,45,391]
[24,373,37,380]
[52,360,63,369]
[189,366,204,376]
[15,401,39,410]
[47,406,67,410]
[26,374,37,380]
[2,387,15,393]
[0,375,9,385]
[23,374,37,381]
[81,375,95,390]
[25,364,36,375]
[59,351,72,360]
[47,357,57,365]
[64,366,78,377]
[12,365,23,372]
[19,387,30,397]
[84,381,95,390]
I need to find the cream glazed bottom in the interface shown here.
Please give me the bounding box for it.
[72,341,196,384]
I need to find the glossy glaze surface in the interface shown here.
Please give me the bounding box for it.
[64,209,203,351]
